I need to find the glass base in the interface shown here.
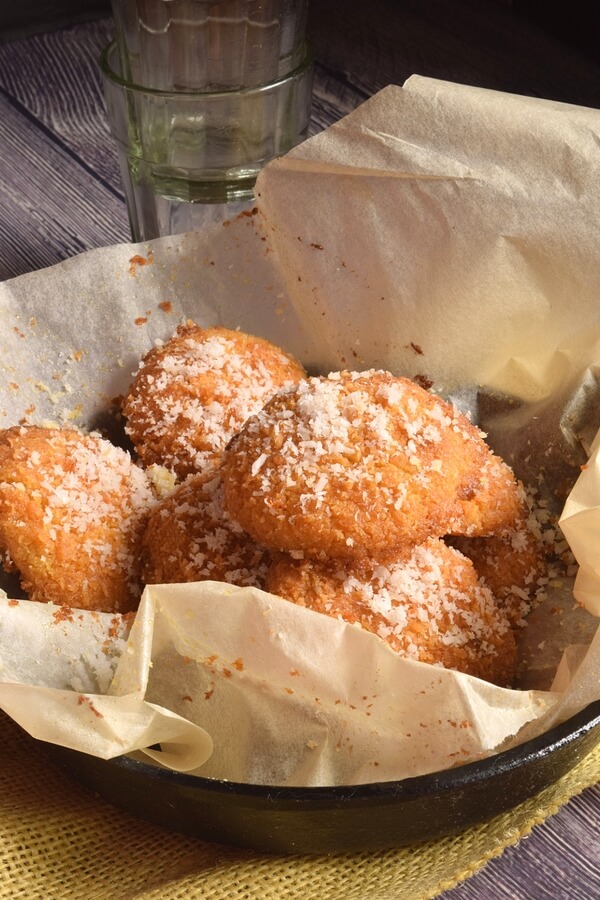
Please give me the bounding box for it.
[125,175,257,241]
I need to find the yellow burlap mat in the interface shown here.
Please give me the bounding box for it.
[0,711,598,900]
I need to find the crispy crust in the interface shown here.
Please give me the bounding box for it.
[222,370,521,560]
[448,452,526,538]
[450,519,547,626]
[141,469,270,588]
[265,538,517,686]
[0,425,155,612]
[123,323,306,478]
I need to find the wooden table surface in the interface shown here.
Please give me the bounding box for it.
[0,2,599,897]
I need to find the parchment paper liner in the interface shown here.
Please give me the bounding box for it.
[1,76,600,786]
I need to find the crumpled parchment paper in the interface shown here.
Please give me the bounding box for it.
[1,75,600,786]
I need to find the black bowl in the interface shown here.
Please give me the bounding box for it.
[48,700,600,855]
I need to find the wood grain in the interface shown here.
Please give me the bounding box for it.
[444,781,600,899]
[0,19,120,186]
[0,91,129,280]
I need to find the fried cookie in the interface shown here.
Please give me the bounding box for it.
[447,451,526,538]
[0,425,155,612]
[141,469,270,588]
[222,370,518,560]
[451,518,547,626]
[265,538,517,686]
[123,323,306,478]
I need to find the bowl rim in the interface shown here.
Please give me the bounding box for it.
[97,698,600,803]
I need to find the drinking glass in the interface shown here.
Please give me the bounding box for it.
[111,0,310,91]
[101,36,313,240]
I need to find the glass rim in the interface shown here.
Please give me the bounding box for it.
[99,39,314,98]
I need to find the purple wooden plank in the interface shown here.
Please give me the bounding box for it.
[0,18,120,187]
[440,782,600,898]
[0,92,129,279]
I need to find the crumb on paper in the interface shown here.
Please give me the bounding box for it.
[59,403,84,423]
[77,695,103,718]
[52,606,75,624]
[414,374,434,390]
[33,380,70,404]
[128,251,155,276]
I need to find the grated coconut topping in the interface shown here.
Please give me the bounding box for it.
[126,331,303,473]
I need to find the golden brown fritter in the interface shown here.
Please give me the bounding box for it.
[265,538,517,686]
[0,425,155,612]
[450,519,547,626]
[123,323,306,478]
[447,451,526,538]
[141,469,270,588]
[221,370,519,561]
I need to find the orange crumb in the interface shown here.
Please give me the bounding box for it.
[128,251,154,275]
[53,606,75,624]
[77,696,103,718]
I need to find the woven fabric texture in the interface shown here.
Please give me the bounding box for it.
[0,711,598,900]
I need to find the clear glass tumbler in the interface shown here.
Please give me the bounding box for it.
[100,39,314,240]
[111,0,310,90]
